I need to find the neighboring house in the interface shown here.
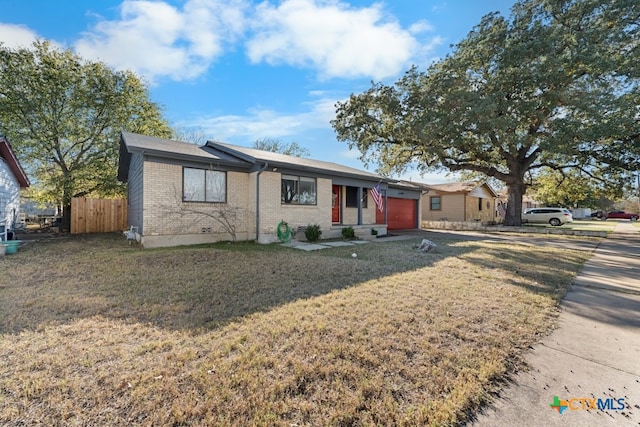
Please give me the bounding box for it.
[117,132,420,248]
[20,196,59,224]
[415,181,499,224]
[522,194,540,210]
[493,189,543,223]
[0,136,30,240]
[497,189,540,209]
[495,190,540,222]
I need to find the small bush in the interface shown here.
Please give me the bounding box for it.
[341,226,355,239]
[371,228,379,236]
[305,224,322,242]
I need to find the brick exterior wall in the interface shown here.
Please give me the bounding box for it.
[129,158,382,247]
[140,159,253,247]
[256,172,332,243]
[341,187,376,225]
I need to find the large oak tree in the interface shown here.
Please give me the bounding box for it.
[0,41,172,228]
[332,0,640,225]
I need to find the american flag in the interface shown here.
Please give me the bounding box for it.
[371,183,384,212]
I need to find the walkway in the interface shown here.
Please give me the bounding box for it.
[470,221,640,426]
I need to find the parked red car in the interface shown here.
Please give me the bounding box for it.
[604,211,639,220]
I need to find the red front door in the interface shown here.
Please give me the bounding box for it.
[332,185,340,223]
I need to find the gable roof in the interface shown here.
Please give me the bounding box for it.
[0,136,29,188]
[116,131,386,184]
[206,141,385,182]
[117,132,250,181]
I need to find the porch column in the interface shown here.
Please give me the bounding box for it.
[357,187,363,225]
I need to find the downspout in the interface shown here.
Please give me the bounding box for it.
[256,162,269,242]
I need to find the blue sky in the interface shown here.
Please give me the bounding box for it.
[0,0,515,183]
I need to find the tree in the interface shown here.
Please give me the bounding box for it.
[332,0,640,225]
[172,127,208,145]
[0,41,171,228]
[252,138,310,158]
[252,138,311,205]
[529,167,621,209]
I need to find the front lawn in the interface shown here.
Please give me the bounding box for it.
[0,233,593,426]
[564,219,618,232]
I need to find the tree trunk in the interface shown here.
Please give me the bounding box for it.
[503,182,526,226]
[61,204,72,232]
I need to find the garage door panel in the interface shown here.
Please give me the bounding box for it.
[387,198,416,230]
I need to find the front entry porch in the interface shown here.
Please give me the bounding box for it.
[323,224,388,241]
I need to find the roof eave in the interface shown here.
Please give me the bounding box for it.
[254,161,385,182]
[205,141,257,164]
[207,141,389,182]
[118,136,252,182]
[0,137,30,188]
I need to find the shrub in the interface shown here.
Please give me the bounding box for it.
[341,226,355,239]
[371,228,379,236]
[305,224,322,242]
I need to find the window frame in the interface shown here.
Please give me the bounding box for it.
[430,196,442,211]
[182,167,227,203]
[345,186,367,208]
[281,174,317,205]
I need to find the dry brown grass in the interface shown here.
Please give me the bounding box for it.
[0,233,593,426]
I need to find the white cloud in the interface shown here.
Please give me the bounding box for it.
[339,148,362,160]
[0,23,39,48]
[246,0,421,80]
[185,95,337,141]
[74,0,248,83]
[193,109,306,141]
[36,0,439,83]
[399,170,457,184]
[431,3,448,13]
[409,19,434,34]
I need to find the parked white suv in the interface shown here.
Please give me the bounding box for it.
[521,207,573,226]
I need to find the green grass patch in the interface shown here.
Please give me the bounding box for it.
[0,232,593,425]
[520,219,616,234]
[564,219,617,232]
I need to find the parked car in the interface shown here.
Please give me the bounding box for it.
[590,210,604,219]
[521,207,574,226]
[604,211,639,221]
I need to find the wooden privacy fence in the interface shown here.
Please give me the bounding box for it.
[71,198,128,234]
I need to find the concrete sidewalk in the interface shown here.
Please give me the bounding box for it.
[471,221,640,426]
